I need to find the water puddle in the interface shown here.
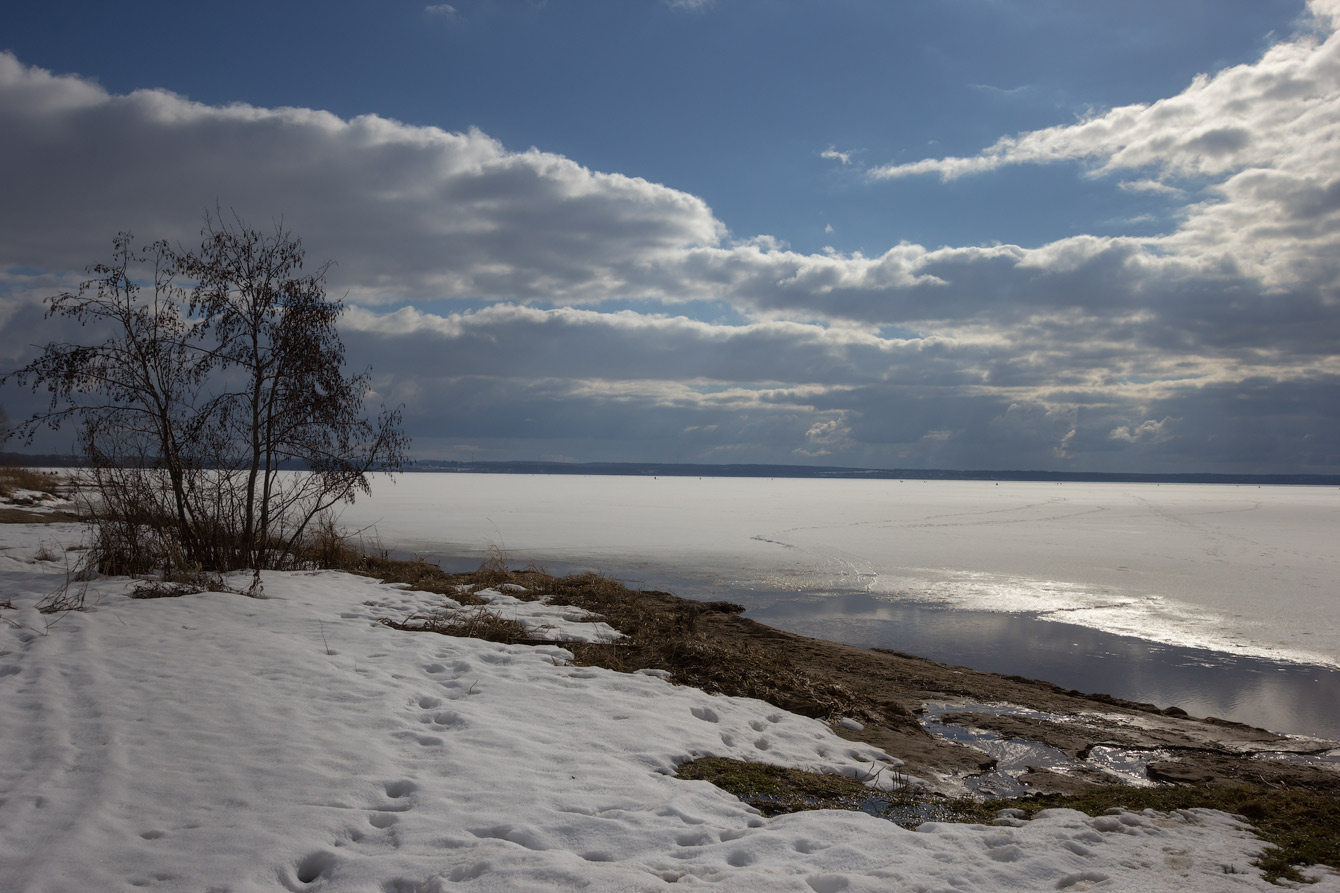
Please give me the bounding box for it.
[1253,746,1340,771]
[919,701,1164,796]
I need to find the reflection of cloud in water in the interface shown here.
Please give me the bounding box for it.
[800,568,1335,670]
[737,590,1340,742]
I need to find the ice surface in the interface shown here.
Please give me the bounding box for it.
[342,475,1340,669]
[3,521,1337,890]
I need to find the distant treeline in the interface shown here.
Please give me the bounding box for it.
[0,452,334,472]
[407,459,1340,487]
[6,452,1337,487]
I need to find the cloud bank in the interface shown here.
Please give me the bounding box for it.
[1,4,1338,472]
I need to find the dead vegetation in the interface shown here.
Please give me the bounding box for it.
[364,553,877,724]
[962,785,1340,885]
[379,607,535,644]
[677,757,918,818]
[0,465,69,505]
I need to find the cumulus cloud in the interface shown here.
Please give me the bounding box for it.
[868,0,1340,293]
[0,31,1337,471]
[0,52,724,307]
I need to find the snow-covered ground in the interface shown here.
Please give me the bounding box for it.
[2,521,1337,892]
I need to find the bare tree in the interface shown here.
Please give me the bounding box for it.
[5,235,212,565]
[180,211,409,569]
[4,217,408,577]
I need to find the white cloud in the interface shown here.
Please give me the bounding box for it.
[0,53,724,307]
[1118,179,1186,197]
[1,37,1338,471]
[1109,418,1178,444]
[867,1,1340,294]
[424,3,457,17]
[820,146,852,165]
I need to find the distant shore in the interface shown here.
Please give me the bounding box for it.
[7,451,1340,486]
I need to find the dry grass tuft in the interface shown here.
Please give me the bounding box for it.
[0,465,68,503]
[353,555,487,606]
[379,607,534,644]
[130,571,225,599]
[297,514,370,572]
[35,579,88,614]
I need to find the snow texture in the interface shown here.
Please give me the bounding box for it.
[1,522,1337,892]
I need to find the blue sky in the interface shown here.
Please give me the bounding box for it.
[2,0,1338,472]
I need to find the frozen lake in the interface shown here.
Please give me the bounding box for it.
[341,474,1340,739]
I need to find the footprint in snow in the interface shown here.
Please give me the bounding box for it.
[287,851,337,889]
[392,731,443,747]
[425,710,466,730]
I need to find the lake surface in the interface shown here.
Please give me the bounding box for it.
[341,474,1340,740]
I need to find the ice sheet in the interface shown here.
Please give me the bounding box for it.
[343,475,1340,669]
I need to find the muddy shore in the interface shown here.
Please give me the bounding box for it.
[367,553,1340,800]
[689,595,1340,797]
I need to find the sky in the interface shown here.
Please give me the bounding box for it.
[0,0,1337,474]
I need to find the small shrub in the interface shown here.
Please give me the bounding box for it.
[297,514,368,571]
[35,580,87,614]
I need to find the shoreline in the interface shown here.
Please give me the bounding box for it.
[402,548,1340,742]
[357,553,1340,800]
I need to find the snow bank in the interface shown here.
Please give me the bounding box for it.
[1,522,1335,891]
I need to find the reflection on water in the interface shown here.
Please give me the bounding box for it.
[406,550,1340,742]
[733,589,1340,742]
